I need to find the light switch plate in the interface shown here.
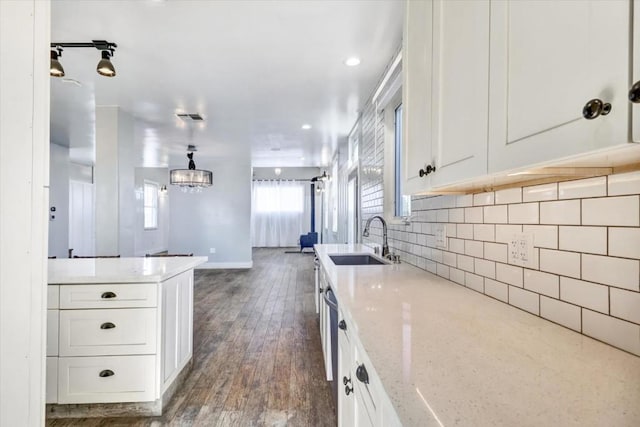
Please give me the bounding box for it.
[508,233,534,267]
[435,224,447,249]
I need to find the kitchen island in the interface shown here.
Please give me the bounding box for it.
[315,244,640,426]
[46,256,206,418]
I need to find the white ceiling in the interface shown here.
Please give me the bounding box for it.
[50,0,404,168]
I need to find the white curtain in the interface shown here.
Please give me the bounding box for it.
[251,180,311,247]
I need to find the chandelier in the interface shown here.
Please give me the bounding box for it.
[169,146,212,193]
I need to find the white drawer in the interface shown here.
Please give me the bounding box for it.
[57,355,156,404]
[59,283,157,309]
[59,308,157,357]
[48,285,59,309]
[47,310,59,356]
[46,357,58,404]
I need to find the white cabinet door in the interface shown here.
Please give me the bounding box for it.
[46,357,58,404]
[430,0,490,187]
[488,0,630,172]
[402,0,434,195]
[633,0,640,142]
[177,271,193,367]
[162,275,179,384]
[338,312,354,427]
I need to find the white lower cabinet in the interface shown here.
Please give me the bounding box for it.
[46,357,58,404]
[57,355,156,404]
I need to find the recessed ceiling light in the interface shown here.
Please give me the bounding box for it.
[301,124,312,130]
[300,157,305,161]
[345,57,361,67]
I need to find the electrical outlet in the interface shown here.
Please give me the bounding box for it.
[435,224,447,249]
[508,233,534,267]
[209,248,216,254]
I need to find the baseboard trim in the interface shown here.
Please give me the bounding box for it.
[196,261,253,269]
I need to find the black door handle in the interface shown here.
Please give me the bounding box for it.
[356,364,369,384]
[345,385,353,395]
[418,164,436,177]
[101,291,117,299]
[343,376,351,385]
[99,369,114,377]
[630,80,640,103]
[582,98,612,120]
[100,322,116,330]
[338,320,347,330]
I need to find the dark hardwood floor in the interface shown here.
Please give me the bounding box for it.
[47,248,335,426]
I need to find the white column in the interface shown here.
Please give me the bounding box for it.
[95,106,135,256]
[0,1,50,425]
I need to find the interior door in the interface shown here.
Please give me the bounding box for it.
[488,0,630,173]
[69,180,95,257]
[430,0,490,187]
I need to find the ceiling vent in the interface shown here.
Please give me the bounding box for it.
[176,113,204,121]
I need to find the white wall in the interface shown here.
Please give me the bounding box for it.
[134,167,170,256]
[252,166,321,180]
[0,1,50,425]
[48,143,69,258]
[169,159,252,268]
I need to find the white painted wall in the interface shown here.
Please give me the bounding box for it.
[48,143,70,258]
[169,159,252,268]
[0,1,50,425]
[252,166,321,180]
[134,167,170,256]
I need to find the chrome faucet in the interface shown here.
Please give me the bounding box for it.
[362,215,389,258]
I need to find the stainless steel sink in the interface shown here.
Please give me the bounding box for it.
[329,254,389,266]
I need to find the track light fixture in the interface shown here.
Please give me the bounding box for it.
[49,40,117,78]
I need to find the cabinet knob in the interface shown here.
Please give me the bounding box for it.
[343,376,352,386]
[99,369,114,378]
[582,98,612,120]
[629,80,640,103]
[100,322,116,330]
[356,364,369,384]
[338,320,347,330]
[418,164,436,177]
[345,385,354,396]
[101,291,117,299]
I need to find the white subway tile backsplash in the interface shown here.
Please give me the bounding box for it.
[449,238,465,254]
[457,254,475,273]
[509,286,539,315]
[442,251,457,267]
[508,203,539,224]
[582,196,640,226]
[610,288,640,325]
[581,254,640,292]
[496,263,523,287]
[484,242,508,263]
[609,228,640,259]
[483,205,508,224]
[484,279,508,302]
[582,309,640,356]
[426,260,437,274]
[495,187,522,205]
[474,224,495,242]
[560,277,608,314]
[539,249,580,278]
[475,258,496,279]
[442,195,457,209]
[446,223,457,238]
[465,240,484,258]
[495,224,523,244]
[523,183,558,202]
[608,170,640,196]
[456,194,474,208]
[524,269,559,299]
[432,249,443,263]
[450,267,465,285]
[457,223,473,239]
[465,273,484,292]
[540,297,581,332]
[436,209,449,223]
[449,208,464,223]
[558,226,607,255]
[425,210,438,222]
[540,200,581,225]
[426,235,436,248]
[473,192,495,206]
[523,225,558,249]
[464,207,483,223]
[559,176,607,200]
[422,223,432,234]
[436,263,450,279]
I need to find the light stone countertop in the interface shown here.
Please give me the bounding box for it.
[315,243,640,427]
[48,256,208,284]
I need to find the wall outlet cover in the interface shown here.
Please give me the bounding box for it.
[508,233,534,267]
[435,224,447,249]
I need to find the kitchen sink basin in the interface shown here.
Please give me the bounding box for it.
[329,254,389,266]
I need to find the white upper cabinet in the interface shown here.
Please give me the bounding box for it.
[402,0,433,195]
[430,0,490,187]
[488,0,631,172]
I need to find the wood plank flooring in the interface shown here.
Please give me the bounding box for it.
[47,248,335,427]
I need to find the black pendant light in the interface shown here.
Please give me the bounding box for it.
[50,49,65,77]
[97,50,116,77]
[49,40,117,78]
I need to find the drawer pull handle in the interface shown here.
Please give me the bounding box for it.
[99,369,114,378]
[345,385,353,396]
[582,98,611,120]
[101,291,117,299]
[629,80,640,103]
[338,320,347,330]
[100,322,116,330]
[356,364,369,384]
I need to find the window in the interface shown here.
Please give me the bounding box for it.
[254,183,304,213]
[143,181,159,229]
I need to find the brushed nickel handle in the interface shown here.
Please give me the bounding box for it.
[99,369,114,377]
[582,98,612,120]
